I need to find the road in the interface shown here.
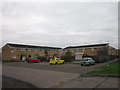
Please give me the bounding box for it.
[3,65,79,88]
[3,60,116,75]
[2,76,36,88]
[2,59,119,88]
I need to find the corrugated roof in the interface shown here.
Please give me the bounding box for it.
[7,43,62,49]
[64,43,109,49]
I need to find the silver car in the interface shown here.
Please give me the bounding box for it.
[80,57,95,66]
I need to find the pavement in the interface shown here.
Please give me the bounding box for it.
[53,77,119,88]
[0,63,2,89]
[2,59,119,88]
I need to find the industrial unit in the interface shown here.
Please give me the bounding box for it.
[2,43,118,61]
[2,43,61,61]
[63,43,118,61]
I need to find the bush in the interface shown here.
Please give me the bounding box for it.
[61,55,71,62]
[61,50,74,62]
[93,55,109,63]
[110,55,117,60]
[37,56,47,62]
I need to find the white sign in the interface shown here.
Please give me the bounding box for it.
[11,51,14,53]
[13,56,16,59]
[75,52,84,55]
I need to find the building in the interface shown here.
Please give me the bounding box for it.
[63,43,118,61]
[2,43,118,62]
[2,43,62,61]
[0,49,1,61]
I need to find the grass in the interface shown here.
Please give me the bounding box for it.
[87,60,120,76]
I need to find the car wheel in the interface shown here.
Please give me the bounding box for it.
[50,63,52,65]
[81,64,83,66]
[55,62,57,65]
[62,62,64,64]
[89,63,91,66]
[58,63,61,65]
[28,61,31,63]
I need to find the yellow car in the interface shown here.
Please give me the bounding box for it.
[49,58,65,65]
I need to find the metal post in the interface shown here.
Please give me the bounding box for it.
[26,45,27,60]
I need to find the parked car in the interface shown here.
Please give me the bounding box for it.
[80,57,95,66]
[49,58,65,65]
[26,57,41,63]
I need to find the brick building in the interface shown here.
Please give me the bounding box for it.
[2,43,61,61]
[2,43,118,62]
[63,43,118,61]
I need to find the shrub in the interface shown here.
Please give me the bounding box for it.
[93,55,109,63]
[37,56,47,62]
[61,50,74,62]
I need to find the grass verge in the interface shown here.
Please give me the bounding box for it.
[87,60,120,76]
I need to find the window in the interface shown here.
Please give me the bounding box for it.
[11,51,14,53]
[12,56,16,59]
[65,50,67,52]
[39,49,42,51]
[82,49,85,51]
[27,49,31,51]
[20,48,25,51]
[13,49,16,51]
[91,48,94,51]
[70,49,74,52]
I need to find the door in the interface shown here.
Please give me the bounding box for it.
[75,52,84,60]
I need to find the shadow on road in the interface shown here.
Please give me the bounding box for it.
[2,76,36,88]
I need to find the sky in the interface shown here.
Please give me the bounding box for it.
[1,1,118,48]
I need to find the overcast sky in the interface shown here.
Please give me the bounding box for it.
[1,2,118,48]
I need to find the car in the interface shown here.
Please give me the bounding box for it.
[26,57,41,63]
[80,57,95,66]
[49,58,65,65]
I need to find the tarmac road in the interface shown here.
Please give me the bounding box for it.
[3,59,118,75]
[2,76,36,88]
[2,65,79,88]
[2,59,119,88]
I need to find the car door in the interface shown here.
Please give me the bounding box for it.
[89,59,93,64]
[91,59,94,64]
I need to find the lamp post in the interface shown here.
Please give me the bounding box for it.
[26,45,28,60]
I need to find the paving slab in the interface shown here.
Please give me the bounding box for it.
[0,63,2,90]
[53,77,119,88]
[2,65,79,88]
[97,77,119,88]
[53,77,106,88]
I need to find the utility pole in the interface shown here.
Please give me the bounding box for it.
[26,44,28,60]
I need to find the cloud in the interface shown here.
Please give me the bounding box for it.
[1,2,118,48]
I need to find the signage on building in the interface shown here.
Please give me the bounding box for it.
[13,56,16,59]
[75,52,84,55]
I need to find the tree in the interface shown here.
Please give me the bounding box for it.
[61,50,73,62]
[96,47,109,63]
